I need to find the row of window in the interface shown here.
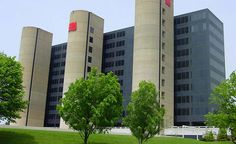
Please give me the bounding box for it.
[104,40,126,49]
[104,52,114,58]
[105,43,116,49]
[175,27,189,35]
[175,72,190,80]
[53,62,65,68]
[175,49,190,57]
[115,70,124,76]
[48,96,61,102]
[47,114,60,120]
[117,31,125,38]
[48,105,57,110]
[115,60,124,66]
[174,38,189,46]
[105,61,114,68]
[175,108,190,116]
[51,70,65,76]
[116,40,125,47]
[51,78,64,84]
[175,84,190,92]
[50,87,63,93]
[161,7,167,97]
[52,53,66,59]
[52,45,67,52]
[105,60,125,68]
[175,60,190,68]
[104,33,116,40]
[104,31,126,40]
[174,16,189,25]
[118,80,123,86]
[176,96,191,104]
[116,50,125,56]
[104,50,125,58]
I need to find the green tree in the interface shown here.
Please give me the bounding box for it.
[124,81,165,144]
[205,71,236,143]
[0,53,27,123]
[57,68,123,144]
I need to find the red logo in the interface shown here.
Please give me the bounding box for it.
[69,22,77,32]
[165,0,171,7]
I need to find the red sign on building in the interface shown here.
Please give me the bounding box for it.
[165,0,171,7]
[69,22,77,32]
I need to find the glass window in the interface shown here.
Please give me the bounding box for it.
[89,37,93,43]
[89,46,93,53]
[87,66,91,72]
[90,27,94,33]
[88,56,92,63]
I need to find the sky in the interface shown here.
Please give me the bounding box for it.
[0,0,235,78]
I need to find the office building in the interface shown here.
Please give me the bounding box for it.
[44,43,67,127]
[15,3,225,128]
[132,0,174,128]
[60,10,104,128]
[103,27,134,116]
[15,27,53,127]
[174,9,225,126]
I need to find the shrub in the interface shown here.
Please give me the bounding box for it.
[202,131,215,142]
[217,128,228,141]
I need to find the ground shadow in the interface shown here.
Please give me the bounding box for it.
[0,130,38,144]
[88,142,109,144]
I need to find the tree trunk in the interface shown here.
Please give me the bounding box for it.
[83,130,90,144]
[84,136,88,144]
[138,138,143,144]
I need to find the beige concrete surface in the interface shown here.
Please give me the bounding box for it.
[13,27,52,127]
[60,10,104,128]
[132,0,174,128]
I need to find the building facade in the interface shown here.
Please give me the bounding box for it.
[15,27,53,127]
[132,0,174,128]
[174,9,225,126]
[60,10,104,128]
[15,7,225,128]
[103,27,134,116]
[44,43,67,127]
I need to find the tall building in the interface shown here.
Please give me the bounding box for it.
[15,6,225,128]
[44,43,67,127]
[15,27,53,127]
[174,9,225,126]
[103,27,134,116]
[132,0,174,128]
[60,10,104,128]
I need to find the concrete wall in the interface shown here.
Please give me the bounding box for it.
[133,0,174,128]
[60,10,104,128]
[14,27,52,127]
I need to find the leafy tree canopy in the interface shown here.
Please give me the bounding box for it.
[57,68,123,144]
[0,53,27,122]
[124,81,165,144]
[205,71,236,143]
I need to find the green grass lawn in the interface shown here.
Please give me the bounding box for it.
[0,128,232,144]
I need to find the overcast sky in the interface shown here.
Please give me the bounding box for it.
[0,0,235,77]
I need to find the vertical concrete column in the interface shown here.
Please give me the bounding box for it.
[60,10,104,129]
[14,27,52,127]
[132,0,174,128]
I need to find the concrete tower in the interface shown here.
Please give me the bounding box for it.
[15,27,52,127]
[132,0,174,128]
[60,10,104,128]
